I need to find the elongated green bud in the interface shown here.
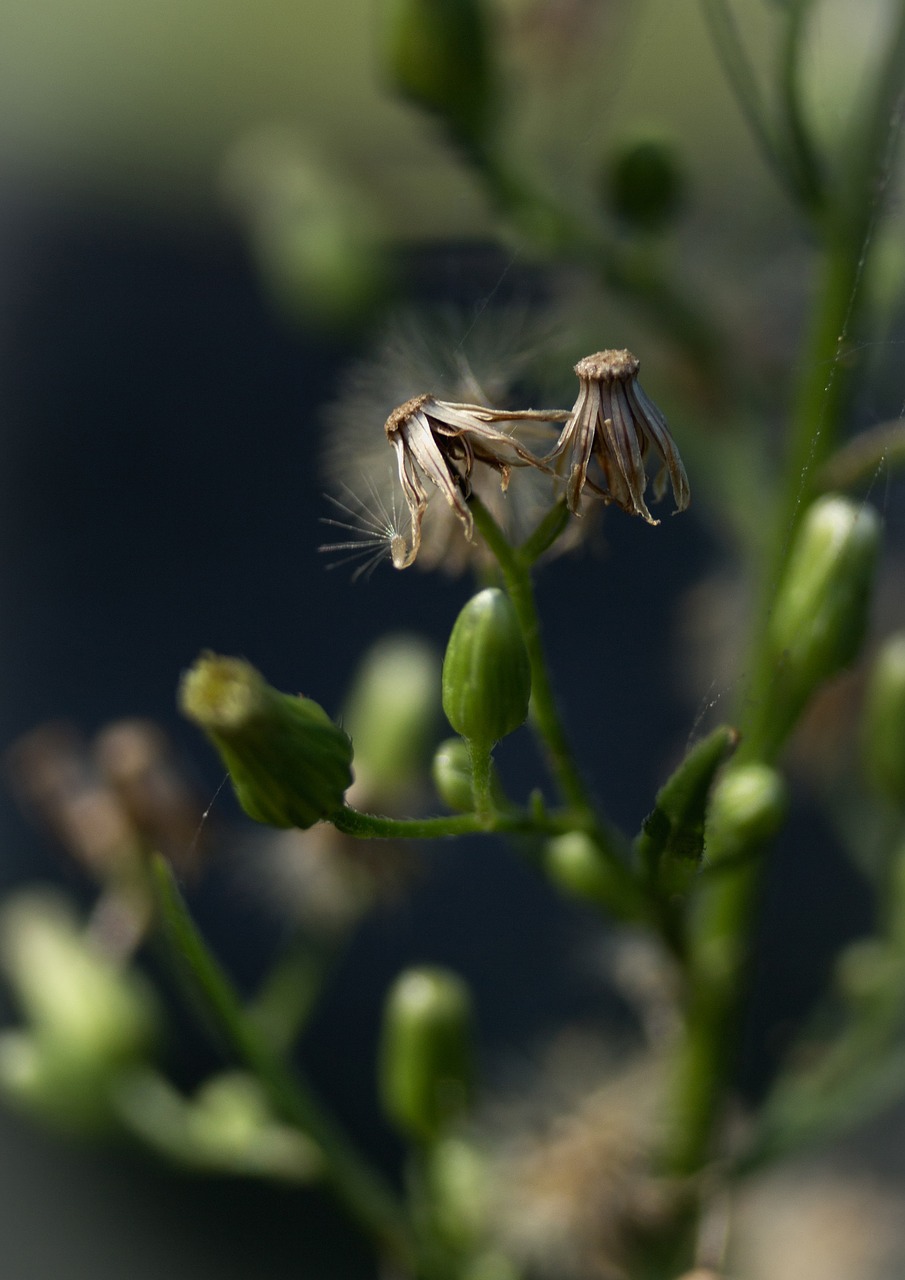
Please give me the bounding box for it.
[705,764,788,864]
[634,725,738,896]
[179,654,353,829]
[442,589,531,750]
[343,635,440,804]
[862,633,905,808]
[379,967,474,1143]
[381,0,495,152]
[769,495,880,740]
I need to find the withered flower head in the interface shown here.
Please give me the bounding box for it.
[385,394,567,567]
[548,350,690,525]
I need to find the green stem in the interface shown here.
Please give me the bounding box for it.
[468,742,495,822]
[332,800,585,842]
[469,496,593,816]
[666,854,762,1175]
[248,932,342,1055]
[778,0,825,216]
[698,0,799,205]
[669,12,905,1190]
[468,496,644,906]
[739,13,905,764]
[150,855,417,1274]
[474,151,726,387]
[520,498,571,565]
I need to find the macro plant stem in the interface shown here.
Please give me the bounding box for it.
[467,496,646,914]
[666,5,905,1204]
[469,496,591,815]
[739,20,905,762]
[333,800,587,842]
[468,742,495,822]
[150,856,418,1274]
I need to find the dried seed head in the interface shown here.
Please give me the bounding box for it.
[574,349,640,382]
[549,349,690,524]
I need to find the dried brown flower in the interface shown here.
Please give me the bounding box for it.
[385,394,568,566]
[548,350,690,524]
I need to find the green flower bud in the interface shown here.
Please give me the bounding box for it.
[442,589,531,749]
[635,725,738,895]
[380,0,495,152]
[769,495,880,739]
[432,737,505,812]
[379,967,474,1143]
[862,633,905,807]
[544,831,625,908]
[705,764,788,864]
[604,136,686,233]
[179,653,353,829]
[343,634,440,803]
[432,737,475,811]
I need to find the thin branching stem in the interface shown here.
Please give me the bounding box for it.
[698,0,796,201]
[150,856,418,1274]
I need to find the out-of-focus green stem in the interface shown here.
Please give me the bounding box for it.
[779,0,825,215]
[472,150,726,389]
[666,1,905,1200]
[699,0,795,203]
[150,856,417,1274]
[739,9,905,764]
[468,742,495,822]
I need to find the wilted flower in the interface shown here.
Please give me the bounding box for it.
[548,350,690,524]
[321,305,583,575]
[385,394,567,566]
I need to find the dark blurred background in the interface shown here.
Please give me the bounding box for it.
[0,1,892,1275]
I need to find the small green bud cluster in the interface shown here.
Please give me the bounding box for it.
[0,893,158,1134]
[636,725,738,898]
[379,967,475,1143]
[179,653,353,829]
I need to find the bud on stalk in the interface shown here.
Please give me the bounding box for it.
[705,765,788,865]
[179,654,353,829]
[767,495,880,750]
[442,589,531,751]
[379,967,475,1143]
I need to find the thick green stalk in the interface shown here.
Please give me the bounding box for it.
[150,856,417,1273]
